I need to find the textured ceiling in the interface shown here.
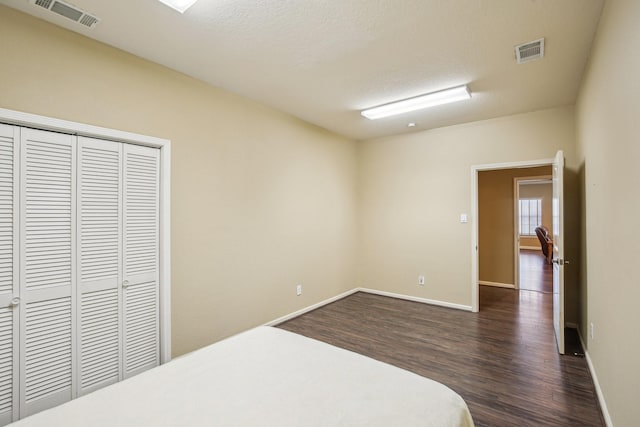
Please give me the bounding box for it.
[1,0,604,140]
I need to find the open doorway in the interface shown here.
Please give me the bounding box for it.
[472,153,568,355]
[515,177,552,293]
[475,166,552,294]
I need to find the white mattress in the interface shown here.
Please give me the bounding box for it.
[12,326,474,426]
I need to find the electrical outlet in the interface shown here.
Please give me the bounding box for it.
[418,275,425,286]
[296,284,302,296]
[590,322,594,339]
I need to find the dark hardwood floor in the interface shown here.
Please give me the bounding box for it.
[520,249,553,293]
[277,287,603,426]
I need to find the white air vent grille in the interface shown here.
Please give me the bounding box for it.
[515,38,545,64]
[35,0,53,8]
[79,14,99,28]
[31,0,100,29]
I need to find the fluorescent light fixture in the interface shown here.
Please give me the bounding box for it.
[157,0,199,13]
[361,85,471,120]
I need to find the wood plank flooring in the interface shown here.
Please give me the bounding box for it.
[277,287,603,426]
[520,249,553,293]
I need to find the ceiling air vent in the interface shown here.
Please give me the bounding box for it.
[515,38,545,64]
[35,0,53,8]
[30,0,100,29]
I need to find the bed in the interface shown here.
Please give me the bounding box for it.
[12,326,474,426]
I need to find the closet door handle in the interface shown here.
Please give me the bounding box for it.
[122,280,130,289]
[9,297,20,308]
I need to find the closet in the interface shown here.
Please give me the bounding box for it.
[0,123,162,424]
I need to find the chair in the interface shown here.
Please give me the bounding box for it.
[534,226,553,264]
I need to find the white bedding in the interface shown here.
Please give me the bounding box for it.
[12,327,474,426]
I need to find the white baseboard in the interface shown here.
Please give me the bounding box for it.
[479,280,515,289]
[576,328,613,427]
[266,287,473,327]
[264,288,359,326]
[357,288,472,312]
[265,288,609,424]
[519,246,542,251]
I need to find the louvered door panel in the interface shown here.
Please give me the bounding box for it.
[79,288,119,390]
[77,137,122,395]
[124,281,157,372]
[0,128,15,296]
[0,309,15,425]
[19,128,75,417]
[0,125,18,426]
[123,144,159,378]
[24,298,72,401]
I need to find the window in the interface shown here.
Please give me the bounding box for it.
[519,198,542,236]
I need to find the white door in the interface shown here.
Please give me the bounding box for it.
[0,125,19,425]
[552,150,565,354]
[122,144,159,378]
[77,137,123,396]
[0,118,164,422]
[19,128,76,416]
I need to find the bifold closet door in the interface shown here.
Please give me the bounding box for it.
[19,128,76,417]
[0,122,162,422]
[77,137,122,396]
[0,124,18,426]
[122,144,159,378]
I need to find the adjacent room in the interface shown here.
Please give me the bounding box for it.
[0,0,637,426]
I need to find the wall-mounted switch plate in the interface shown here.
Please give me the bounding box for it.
[460,213,468,223]
[296,284,302,296]
[418,275,425,286]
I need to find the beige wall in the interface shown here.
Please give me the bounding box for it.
[575,0,640,424]
[357,106,580,322]
[478,167,551,285]
[0,6,359,357]
[518,182,553,248]
[0,3,597,392]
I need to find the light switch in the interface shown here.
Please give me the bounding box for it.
[460,213,468,223]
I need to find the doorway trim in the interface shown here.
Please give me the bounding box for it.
[470,158,554,312]
[513,176,552,290]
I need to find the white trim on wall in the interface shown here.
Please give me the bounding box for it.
[263,289,360,326]
[266,287,472,326]
[358,288,473,311]
[513,178,520,289]
[0,108,167,147]
[470,158,554,312]
[479,281,515,289]
[158,142,172,364]
[576,328,613,427]
[0,107,172,363]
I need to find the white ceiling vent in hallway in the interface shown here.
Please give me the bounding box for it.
[515,38,545,64]
[31,0,100,29]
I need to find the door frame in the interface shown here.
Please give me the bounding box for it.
[0,107,172,363]
[513,176,552,290]
[470,158,553,312]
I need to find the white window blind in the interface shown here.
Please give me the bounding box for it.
[519,198,542,236]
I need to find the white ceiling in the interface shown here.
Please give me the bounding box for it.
[1,0,604,140]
